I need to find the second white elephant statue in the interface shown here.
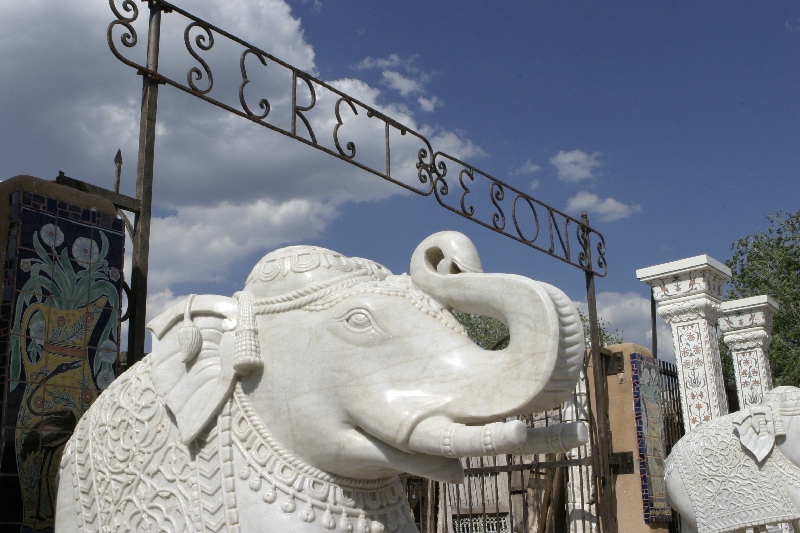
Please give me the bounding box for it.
[55,231,587,533]
[666,386,800,533]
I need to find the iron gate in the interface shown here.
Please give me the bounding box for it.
[436,359,598,533]
[659,360,685,533]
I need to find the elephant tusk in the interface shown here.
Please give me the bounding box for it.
[407,417,528,458]
[509,422,588,456]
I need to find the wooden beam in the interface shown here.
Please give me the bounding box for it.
[55,172,141,213]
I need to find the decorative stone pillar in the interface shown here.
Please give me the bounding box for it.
[719,295,779,407]
[636,255,731,432]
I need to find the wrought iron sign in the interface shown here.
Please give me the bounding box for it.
[108,3,617,530]
[107,0,607,276]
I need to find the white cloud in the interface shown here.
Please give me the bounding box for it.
[550,149,602,182]
[124,196,338,341]
[574,292,675,362]
[353,55,441,104]
[382,70,423,96]
[512,159,542,176]
[565,191,642,222]
[420,127,488,161]
[0,0,485,328]
[146,288,179,325]
[418,96,440,112]
[200,0,316,73]
[529,179,541,191]
[353,54,418,72]
[147,199,337,296]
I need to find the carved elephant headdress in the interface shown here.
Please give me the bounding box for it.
[147,244,398,444]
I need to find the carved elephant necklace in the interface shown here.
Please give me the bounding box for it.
[59,358,413,533]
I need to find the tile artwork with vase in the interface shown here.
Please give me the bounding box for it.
[0,187,124,533]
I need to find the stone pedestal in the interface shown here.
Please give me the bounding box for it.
[636,255,731,432]
[720,295,779,407]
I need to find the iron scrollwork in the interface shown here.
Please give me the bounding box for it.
[333,98,358,159]
[107,0,139,68]
[595,234,607,273]
[577,215,607,275]
[107,0,608,276]
[512,195,539,244]
[292,73,317,144]
[490,181,506,231]
[459,169,475,217]
[185,22,214,94]
[239,50,270,120]
[426,151,606,276]
[577,219,590,270]
[415,146,440,197]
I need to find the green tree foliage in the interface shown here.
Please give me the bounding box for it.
[577,310,625,347]
[725,210,800,387]
[452,310,510,350]
[452,308,623,352]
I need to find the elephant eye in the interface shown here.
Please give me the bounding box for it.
[335,308,384,334]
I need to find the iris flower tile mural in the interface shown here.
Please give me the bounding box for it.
[631,352,672,523]
[0,188,124,533]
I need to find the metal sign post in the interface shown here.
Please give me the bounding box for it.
[112,0,163,363]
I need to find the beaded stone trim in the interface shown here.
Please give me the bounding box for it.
[231,384,412,532]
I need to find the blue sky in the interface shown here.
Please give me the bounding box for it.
[1,1,798,357]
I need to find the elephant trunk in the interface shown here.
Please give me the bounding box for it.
[406,232,585,457]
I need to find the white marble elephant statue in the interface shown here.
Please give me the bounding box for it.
[666,386,800,533]
[55,231,587,533]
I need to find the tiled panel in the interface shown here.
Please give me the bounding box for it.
[631,352,672,523]
[0,188,125,532]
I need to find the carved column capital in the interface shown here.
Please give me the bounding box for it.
[719,295,779,334]
[636,254,731,304]
[722,329,772,352]
[656,296,721,325]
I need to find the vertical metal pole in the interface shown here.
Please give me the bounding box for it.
[581,213,614,533]
[650,292,658,359]
[128,1,161,365]
[114,149,122,193]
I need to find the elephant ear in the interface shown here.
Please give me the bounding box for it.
[731,405,776,462]
[147,295,238,446]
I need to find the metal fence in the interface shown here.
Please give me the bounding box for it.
[437,368,597,533]
[407,358,688,533]
[658,360,684,533]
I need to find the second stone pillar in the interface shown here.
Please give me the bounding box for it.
[720,295,779,408]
